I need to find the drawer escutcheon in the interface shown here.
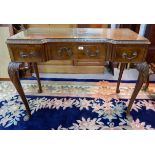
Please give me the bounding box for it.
[85,49,100,57]
[122,51,137,60]
[20,51,37,58]
[58,47,73,57]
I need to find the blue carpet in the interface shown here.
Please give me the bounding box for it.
[0,78,155,130]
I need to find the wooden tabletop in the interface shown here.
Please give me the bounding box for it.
[7,28,150,44]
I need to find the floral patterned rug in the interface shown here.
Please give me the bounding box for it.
[0,78,155,130]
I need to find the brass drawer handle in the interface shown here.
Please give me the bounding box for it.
[20,51,37,58]
[122,52,137,60]
[20,52,29,58]
[86,49,99,57]
[58,47,73,57]
[29,51,37,57]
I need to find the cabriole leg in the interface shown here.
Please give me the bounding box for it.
[126,62,149,116]
[8,62,31,120]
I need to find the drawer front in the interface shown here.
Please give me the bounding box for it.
[112,44,148,63]
[8,44,45,62]
[74,43,107,66]
[46,43,74,60]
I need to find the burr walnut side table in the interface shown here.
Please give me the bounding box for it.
[6,28,150,119]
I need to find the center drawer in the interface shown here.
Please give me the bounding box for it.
[46,43,74,60]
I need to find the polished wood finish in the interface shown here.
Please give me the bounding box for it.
[6,28,150,118]
[74,43,107,66]
[126,62,149,115]
[38,65,105,74]
[112,44,148,63]
[0,78,10,81]
[116,63,127,93]
[77,24,109,28]
[26,24,77,29]
[32,62,42,93]
[8,62,32,118]
[8,44,45,62]
[46,43,74,60]
[7,28,149,42]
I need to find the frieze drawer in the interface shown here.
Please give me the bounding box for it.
[74,43,107,66]
[8,44,45,62]
[75,43,107,60]
[46,43,74,60]
[112,44,148,63]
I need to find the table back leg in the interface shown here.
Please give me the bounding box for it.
[116,63,127,93]
[32,62,42,93]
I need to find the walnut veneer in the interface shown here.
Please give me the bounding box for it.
[6,28,150,120]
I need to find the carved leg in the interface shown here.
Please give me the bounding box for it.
[126,62,149,116]
[143,74,150,91]
[8,62,31,119]
[32,62,42,93]
[116,63,127,93]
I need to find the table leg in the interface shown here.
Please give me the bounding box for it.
[8,62,31,120]
[116,63,127,93]
[126,62,149,116]
[143,74,150,90]
[32,62,42,93]
[109,61,114,76]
